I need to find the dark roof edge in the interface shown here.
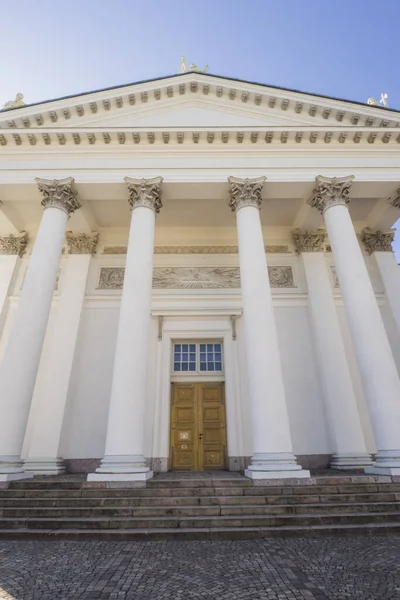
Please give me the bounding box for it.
[2,71,399,114]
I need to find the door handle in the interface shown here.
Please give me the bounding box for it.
[198,433,203,439]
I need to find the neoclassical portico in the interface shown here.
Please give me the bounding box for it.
[0,71,400,482]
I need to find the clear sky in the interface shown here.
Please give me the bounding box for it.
[1,0,400,252]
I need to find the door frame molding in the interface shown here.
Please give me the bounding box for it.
[151,316,244,470]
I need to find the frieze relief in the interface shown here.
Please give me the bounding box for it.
[268,266,295,288]
[153,267,241,289]
[97,265,296,290]
[102,245,290,255]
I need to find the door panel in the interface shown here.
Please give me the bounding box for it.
[170,384,198,470]
[170,382,227,470]
[199,383,226,470]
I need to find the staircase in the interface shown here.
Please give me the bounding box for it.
[1,474,400,540]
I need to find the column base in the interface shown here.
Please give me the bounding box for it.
[364,450,400,476]
[0,455,33,481]
[87,454,153,482]
[24,457,66,475]
[330,452,373,470]
[245,452,311,480]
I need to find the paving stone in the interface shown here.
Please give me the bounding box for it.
[0,537,400,599]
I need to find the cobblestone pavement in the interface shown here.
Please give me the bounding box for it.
[0,536,400,599]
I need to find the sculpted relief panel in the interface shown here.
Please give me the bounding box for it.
[98,267,125,289]
[97,266,295,290]
[153,267,241,289]
[102,245,290,255]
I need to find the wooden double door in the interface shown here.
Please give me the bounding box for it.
[170,382,227,470]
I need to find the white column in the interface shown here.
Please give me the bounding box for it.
[0,178,82,481]
[293,230,371,469]
[228,176,309,479]
[24,232,98,475]
[89,176,163,482]
[0,233,28,333]
[361,227,400,334]
[308,175,400,475]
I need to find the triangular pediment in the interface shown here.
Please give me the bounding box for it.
[2,72,399,131]
[75,97,322,128]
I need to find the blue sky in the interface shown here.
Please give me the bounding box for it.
[1,0,400,251]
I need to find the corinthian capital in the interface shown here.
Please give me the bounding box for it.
[35,177,82,216]
[292,229,327,253]
[66,231,99,255]
[361,227,395,254]
[124,176,163,213]
[307,175,354,214]
[0,231,28,256]
[228,176,267,212]
[387,188,400,209]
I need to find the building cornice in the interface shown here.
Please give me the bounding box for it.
[0,126,399,148]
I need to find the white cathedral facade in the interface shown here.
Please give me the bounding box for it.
[0,72,400,482]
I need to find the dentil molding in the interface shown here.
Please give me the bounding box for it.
[307,175,354,213]
[361,227,394,254]
[35,177,82,216]
[0,231,28,256]
[97,265,295,290]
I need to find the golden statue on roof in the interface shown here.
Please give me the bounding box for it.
[179,56,209,74]
[1,93,25,110]
[367,93,388,107]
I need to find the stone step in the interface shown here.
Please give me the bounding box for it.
[147,478,252,488]
[2,483,400,499]
[8,481,85,490]
[1,501,399,519]
[0,492,398,508]
[1,521,400,541]
[8,478,251,490]
[1,511,400,530]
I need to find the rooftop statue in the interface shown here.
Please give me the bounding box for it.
[1,93,25,110]
[367,93,388,107]
[179,56,209,74]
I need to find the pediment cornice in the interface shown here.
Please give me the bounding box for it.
[1,73,399,149]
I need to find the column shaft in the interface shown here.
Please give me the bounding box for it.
[0,232,28,334]
[0,255,19,333]
[229,176,309,479]
[25,247,94,474]
[89,177,163,482]
[374,251,400,334]
[0,209,68,478]
[300,248,371,468]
